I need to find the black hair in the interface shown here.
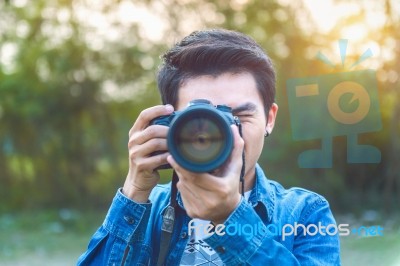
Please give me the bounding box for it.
[157,29,276,113]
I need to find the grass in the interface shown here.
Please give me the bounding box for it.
[338,213,400,266]
[0,209,105,266]
[341,229,400,266]
[1,210,400,265]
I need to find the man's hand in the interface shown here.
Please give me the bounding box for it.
[123,105,174,202]
[167,125,244,224]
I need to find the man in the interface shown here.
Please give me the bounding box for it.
[78,29,340,265]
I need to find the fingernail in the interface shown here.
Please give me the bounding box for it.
[165,104,174,113]
[167,155,172,163]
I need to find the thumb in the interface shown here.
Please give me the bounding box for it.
[225,125,244,176]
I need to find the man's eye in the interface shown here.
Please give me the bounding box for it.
[237,114,252,118]
[236,114,253,121]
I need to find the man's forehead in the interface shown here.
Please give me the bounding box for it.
[176,72,262,109]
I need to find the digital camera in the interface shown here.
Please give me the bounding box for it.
[151,99,239,172]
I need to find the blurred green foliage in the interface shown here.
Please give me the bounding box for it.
[0,0,399,216]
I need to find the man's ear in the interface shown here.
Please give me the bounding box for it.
[265,103,278,136]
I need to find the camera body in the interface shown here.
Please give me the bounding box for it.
[151,99,239,172]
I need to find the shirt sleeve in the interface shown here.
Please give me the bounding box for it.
[204,196,340,266]
[77,189,153,266]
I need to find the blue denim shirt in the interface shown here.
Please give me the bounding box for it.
[78,164,340,265]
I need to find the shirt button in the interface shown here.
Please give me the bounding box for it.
[215,246,225,253]
[181,232,188,239]
[124,216,135,224]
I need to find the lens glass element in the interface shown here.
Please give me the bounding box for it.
[174,116,224,164]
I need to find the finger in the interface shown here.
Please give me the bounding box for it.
[178,176,235,220]
[167,155,197,181]
[130,104,174,134]
[130,138,168,159]
[176,180,201,218]
[167,155,186,177]
[167,155,220,191]
[166,155,203,181]
[129,125,169,148]
[133,152,170,171]
[206,125,244,178]
[224,125,245,175]
[177,179,200,200]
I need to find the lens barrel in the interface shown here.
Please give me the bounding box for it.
[167,104,234,172]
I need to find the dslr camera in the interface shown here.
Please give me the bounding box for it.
[151,99,240,172]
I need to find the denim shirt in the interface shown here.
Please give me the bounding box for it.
[78,164,340,265]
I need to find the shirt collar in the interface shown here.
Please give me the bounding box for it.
[176,163,275,222]
[248,164,275,222]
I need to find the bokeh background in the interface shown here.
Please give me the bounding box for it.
[0,0,399,265]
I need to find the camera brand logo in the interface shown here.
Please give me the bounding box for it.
[286,39,382,168]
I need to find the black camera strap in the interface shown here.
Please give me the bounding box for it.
[157,170,178,266]
[157,120,245,265]
[234,116,246,197]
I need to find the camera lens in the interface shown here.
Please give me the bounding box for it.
[176,117,223,163]
[168,107,233,172]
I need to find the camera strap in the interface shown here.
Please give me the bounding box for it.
[234,116,246,197]
[157,170,178,266]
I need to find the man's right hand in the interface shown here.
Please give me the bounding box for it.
[122,104,174,202]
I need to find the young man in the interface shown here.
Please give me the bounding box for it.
[78,29,340,265]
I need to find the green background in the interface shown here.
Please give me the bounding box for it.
[1,0,399,265]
